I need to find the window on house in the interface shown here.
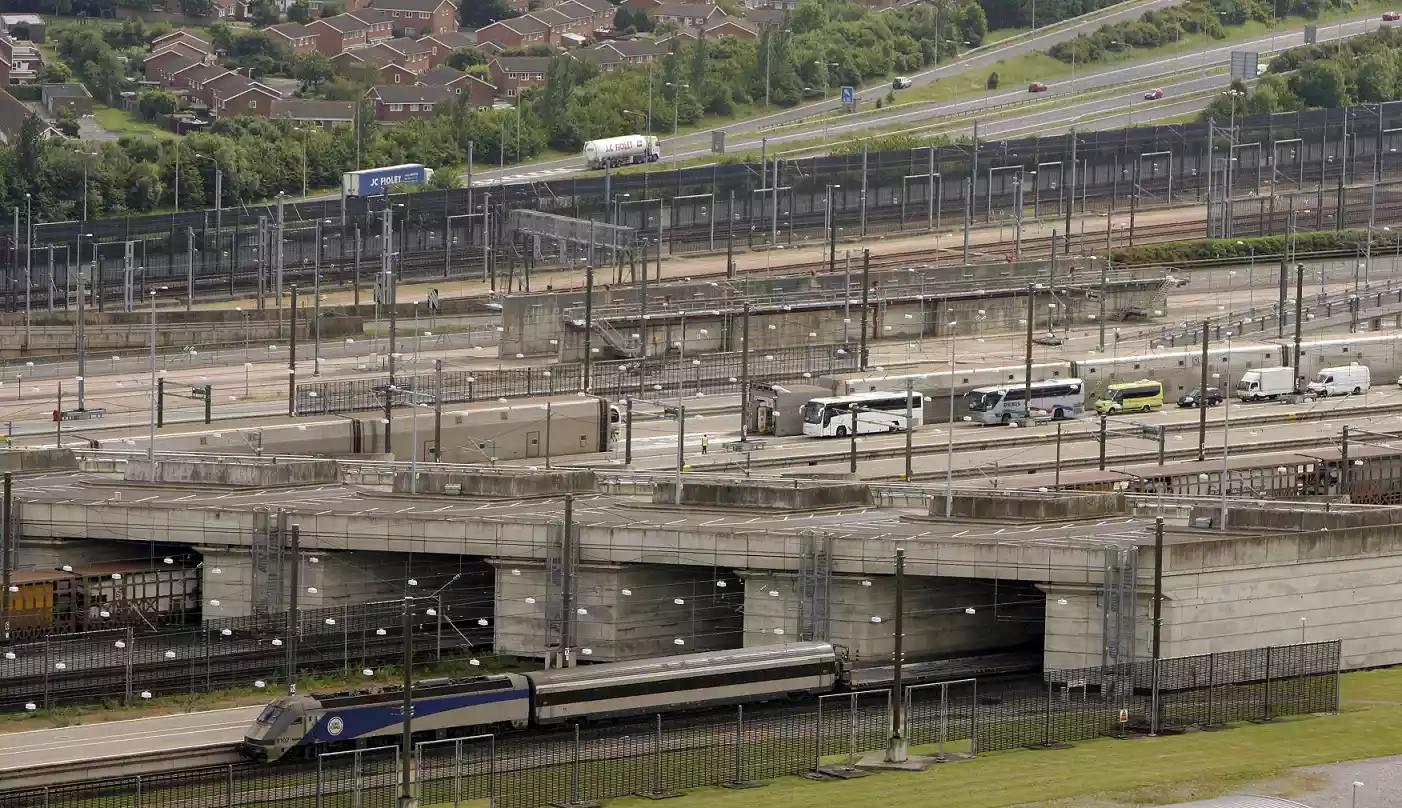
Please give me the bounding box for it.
[407,103,417,111]
[394,73,401,82]
[248,98,256,108]
[390,103,403,110]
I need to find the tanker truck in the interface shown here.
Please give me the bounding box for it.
[583,135,661,169]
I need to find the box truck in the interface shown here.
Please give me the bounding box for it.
[1236,366,1294,401]
[342,164,435,197]
[1306,364,1371,397]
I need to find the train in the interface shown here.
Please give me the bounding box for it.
[241,642,1040,762]
[2,562,201,641]
[242,642,838,762]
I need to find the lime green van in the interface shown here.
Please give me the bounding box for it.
[1094,380,1165,414]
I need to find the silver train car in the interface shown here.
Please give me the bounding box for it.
[243,642,840,763]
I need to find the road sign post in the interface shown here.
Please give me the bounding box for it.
[840,86,855,112]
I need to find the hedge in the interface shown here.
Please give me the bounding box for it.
[1109,229,1402,266]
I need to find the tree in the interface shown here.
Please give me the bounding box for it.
[1292,59,1346,108]
[461,0,517,29]
[293,52,335,91]
[55,107,80,138]
[986,70,999,89]
[1355,53,1398,103]
[249,0,281,27]
[446,47,491,70]
[287,1,313,22]
[138,89,181,119]
[181,0,216,17]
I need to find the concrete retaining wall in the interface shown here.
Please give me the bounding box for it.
[0,449,77,474]
[942,491,1126,521]
[655,480,874,510]
[123,458,341,487]
[395,469,597,498]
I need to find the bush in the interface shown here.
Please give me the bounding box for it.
[986,70,999,89]
[1109,229,1396,266]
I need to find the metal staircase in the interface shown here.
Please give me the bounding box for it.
[1111,277,1175,322]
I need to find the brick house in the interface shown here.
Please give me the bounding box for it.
[417,64,495,106]
[266,22,320,54]
[419,29,476,66]
[143,46,210,82]
[214,80,281,117]
[171,62,228,99]
[366,84,454,122]
[306,12,393,56]
[365,0,457,37]
[649,2,728,28]
[153,55,200,88]
[703,19,756,38]
[270,98,356,125]
[150,29,210,53]
[0,89,57,142]
[530,6,594,44]
[203,71,279,108]
[473,14,549,49]
[487,55,550,98]
[579,39,666,71]
[559,0,614,29]
[378,37,433,72]
[334,48,422,84]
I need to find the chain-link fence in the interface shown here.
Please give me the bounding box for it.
[0,641,1339,808]
[0,588,490,712]
[294,343,859,415]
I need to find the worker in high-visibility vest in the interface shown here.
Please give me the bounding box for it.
[701,434,709,455]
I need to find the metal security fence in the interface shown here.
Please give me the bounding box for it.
[0,641,1340,808]
[294,343,859,415]
[0,588,490,712]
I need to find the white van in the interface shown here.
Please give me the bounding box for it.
[1306,364,1371,397]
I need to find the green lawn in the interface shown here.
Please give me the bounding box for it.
[488,667,1402,808]
[91,104,178,140]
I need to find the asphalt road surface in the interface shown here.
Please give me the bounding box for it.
[0,706,260,772]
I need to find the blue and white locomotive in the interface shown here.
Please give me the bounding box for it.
[242,643,841,762]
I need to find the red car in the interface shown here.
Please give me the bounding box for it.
[1028,82,1048,93]
[1144,88,1164,100]
[1384,10,1400,20]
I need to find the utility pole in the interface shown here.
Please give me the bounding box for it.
[286,517,299,693]
[1150,516,1164,735]
[858,250,871,369]
[1198,319,1209,461]
[739,303,751,442]
[1,473,10,643]
[398,593,416,808]
[903,379,914,481]
[1097,257,1107,351]
[883,547,908,764]
[433,359,443,462]
[288,285,298,418]
[583,265,595,392]
[1292,263,1305,388]
[1022,284,1034,423]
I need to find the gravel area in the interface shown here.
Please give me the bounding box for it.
[1276,755,1402,808]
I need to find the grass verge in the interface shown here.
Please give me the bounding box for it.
[91,104,178,140]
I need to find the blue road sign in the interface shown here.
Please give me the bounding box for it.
[841,86,855,104]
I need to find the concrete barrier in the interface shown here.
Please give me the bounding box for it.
[0,449,78,474]
[123,458,341,487]
[655,480,874,510]
[938,490,1126,521]
[395,469,598,498]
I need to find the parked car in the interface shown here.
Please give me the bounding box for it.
[1028,82,1048,93]
[1176,387,1223,408]
[892,76,913,89]
[1384,10,1400,21]
[1144,88,1164,100]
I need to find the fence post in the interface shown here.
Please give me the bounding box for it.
[1149,658,1160,736]
[1205,652,1216,728]
[936,683,948,760]
[1264,646,1275,721]
[847,692,858,766]
[452,739,463,808]
[316,753,324,808]
[1042,678,1053,746]
[124,627,134,706]
[226,764,235,808]
[725,703,757,788]
[42,636,50,709]
[812,696,824,773]
[971,679,979,755]
[488,734,497,808]
[135,775,142,808]
[570,723,584,806]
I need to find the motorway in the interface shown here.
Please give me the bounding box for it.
[484,13,1398,185]
[0,707,260,774]
[439,0,1190,190]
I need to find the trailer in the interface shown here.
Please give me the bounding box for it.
[342,164,435,196]
[583,135,660,169]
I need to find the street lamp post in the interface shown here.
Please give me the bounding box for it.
[944,318,958,517]
[666,81,689,167]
